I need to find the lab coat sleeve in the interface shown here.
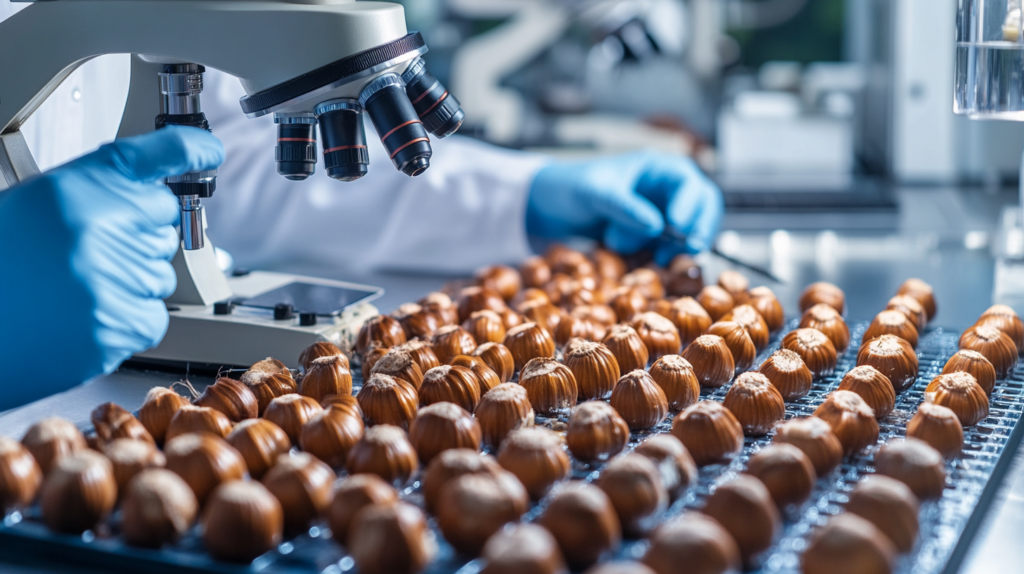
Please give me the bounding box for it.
[201,69,550,274]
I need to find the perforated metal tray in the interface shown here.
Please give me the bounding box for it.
[1,320,1022,574]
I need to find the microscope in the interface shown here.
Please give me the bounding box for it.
[0,0,463,368]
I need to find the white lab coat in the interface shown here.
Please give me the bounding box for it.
[3,1,547,274]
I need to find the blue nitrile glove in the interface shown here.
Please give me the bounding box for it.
[0,126,224,409]
[526,151,724,265]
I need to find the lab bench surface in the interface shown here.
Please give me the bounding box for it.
[0,185,1020,573]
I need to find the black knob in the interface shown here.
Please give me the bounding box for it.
[274,303,294,321]
[299,312,318,326]
[213,301,233,315]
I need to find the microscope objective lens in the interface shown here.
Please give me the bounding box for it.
[359,74,432,177]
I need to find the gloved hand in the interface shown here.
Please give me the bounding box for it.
[0,126,224,409]
[526,151,724,265]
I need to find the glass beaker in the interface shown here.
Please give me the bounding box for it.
[955,0,1024,119]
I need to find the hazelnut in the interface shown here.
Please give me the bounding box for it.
[264,394,323,444]
[165,405,232,442]
[262,452,336,533]
[301,354,354,403]
[421,365,483,412]
[924,372,989,426]
[564,341,621,401]
[500,306,528,332]
[164,433,246,504]
[722,304,770,352]
[813,391,879,454]
[648,355,700,411]
[103,438,165,494]
[520,299,565,335]
[437,472,529,555]
[250,354,298,376]
[409,402,482,464]
[622,268,665,300]
[745,444,816,507]
[138,387,190,445]
[393,303,441,341]
[513,287,553,310]
[299,407,364,468]
[906,402,964,458]
[327,474,398,544]
[240,369,296,416]
[40,451,117,534]
[480,522,567,574]
[680,335,735,388]
[702,475,780,566]
[885,295,928,332]
[758,349,813,401]
[520,256,553,288]
[298,342,345,373]
[21,417,87,475]
[838,365,896,418]
[346,424,418,486]
[504,322,556,372]
[519,358,578,416]
[371,349,425,390]
[896,278,937,322]
[942,349,996,394]
[959,324,1018,378]
[195,377,258,423]
[633,434,696,500]
[875,438,947,500]
[362,345,391,380]
[611,287,648,323]
[857,335,919,392]
[799,282,845,314]
[321,393,363,418]
[800,304,851,353]
[349,501,437,574]
[773,417,843,476]
[566,402,630,463]
[475,383,536,448]
[555,314,599,347]
[596,454,668,536]
[748,286,785,333]
[642,513,741,574]
[667,254,705,297]
[696,285,735,322]
[226,419,291,479]
[783,328,838,379]
[670,401,744,466]
[802,514,896,574]
[978,304,1024,354]
[593,248,628,281]
[357,373,419,429]
[538,482,622,570]
[121,469,198,548]
[574,303,618,327]
[705,321,756,372]
[451,355,501,394]
[202,480,283,563]
[472,342,516,384]
[90,403,154,448]
[717,270,750,305]
[477,265,522,301]
[631,312,683,360]
[464,310,508,345]
[723,372,785,436]
[846,475,920,554]
[863,310,919,349]
[497,427,570,499]
[356,314,407,357]
[0,437,42,512]
[667,297,713,347]
[422,449,502,512]
[603,325,650,375]
[419,291,459,326]
[610,370,670,430]
[458,286,508,323]
[394,339,443,373]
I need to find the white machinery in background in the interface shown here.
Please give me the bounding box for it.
[0,0,464,368]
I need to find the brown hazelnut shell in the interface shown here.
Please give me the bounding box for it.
[165,405,233,442]
[298,342,344,374]
[328,474,399,544]
[371,349,425,390]
[262,452,336,533]
[722,304,771,352]
[846,475,920,554]
[421,365,482,412]
[723,372,785,436]
[885,295,928,332]
[592,248,627,281]
[226,419,291,479]
[857,335,919,392]
[0,437,42,512]
[642,513,741,574]
[300,355,353,403]
[802,514,896,574]
[800,304,851,353]
[472,342,516,384]
[942,349,996,394]
[538,482,622,570]
[436,472,529,555]
[519,358,578,415]
[564,341,621,401]
[696,285,735,322]
[40,450,117,534]
[321,393,363,418]
[422,449,502,513]
[758,349,813,401]
[480,522,568,574]
[240,369,296,416]
[896,278,937,322]
[863,310,920,349]
[959,323,1018,378]
[451,355,501,394]
[408,402,482,464]
[419,291,459,326]
[202,480,283,563]
[566,401,630,463]
[773,417,843,476]
[717,270,750,305]
[519,300,564,336]
[610,370,670,430]
[574,303,618,327]
[648,355,700,411]
[622,268,665,300]
[477,265,523,301]
[667,297,713,347]
[611,287,648,324]
[504,322,556,372]
[745,444,816,507]
[705,321,756,372]
[299,407,364,468]
[357,373,419,429]
[783,328,838,379]
[348,502,436,574]
[475,384,536,448]
[121,469,198,548]
[813,391,880,454]
[633,434,697,500]
[103,438,166,495]
[264,394,322,445]
[906,402,964,458]
[670,401,744,466]
[464,310,508,345]
[978,304,1024,353]
[356,314,407,357]
[520,256,553,288]
[603,325,650,374]
[666,254,705,298]
[458,286,509,324]
[555,314,599,346]
[701,475,781,566]
[874,438,946,500]
[164,433,246,505]
[496,427,570,500]
[138,387,190,445]
[194,377,258,423]
[799,282,845,314]
[925,372,989,426]
[631,312,683,360]
[394,339,443,374]
[838,365,896,418]
[748,286,785,332]
[596,454,668,536]
[680,335,735,388]
[361,345,390,381]
[91,403,154,448]
[346,424,418,486]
